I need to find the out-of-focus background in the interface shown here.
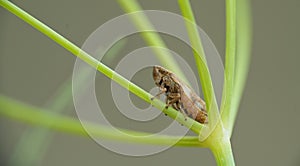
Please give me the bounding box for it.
[0,0,299,165]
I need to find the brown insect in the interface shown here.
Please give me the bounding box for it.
[151,65,208,124]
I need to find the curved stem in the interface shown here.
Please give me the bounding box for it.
[0,95,206,147]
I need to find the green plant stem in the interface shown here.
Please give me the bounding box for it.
[221,0,252,136]
[177,0,218,114]
[177,1,221,142]
[178,1,236,165]
[210,137,235,166]
[178,0,221,143]
[0,0,204,133]
[117,0,187,81]
[220,0,237,132]
[228,0,252,136]
[0,95,206,147]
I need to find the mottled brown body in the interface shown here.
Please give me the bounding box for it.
[151,65,208,124]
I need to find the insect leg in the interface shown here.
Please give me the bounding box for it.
[151,87,167,100]
[178,102,189,121]
[165,92,180,109]
[172,101,180,110]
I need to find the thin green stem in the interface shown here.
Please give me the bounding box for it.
[221,0,237,132]
[221,0,252,136]
[0,0,204,133]
[177,0,218,114]
[0,95,206,147]
[178,1,237,165]
[117,0,187,81]
[227,0,252,136]
[177,0,221,142]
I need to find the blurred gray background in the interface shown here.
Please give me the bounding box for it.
[0,0,299,165]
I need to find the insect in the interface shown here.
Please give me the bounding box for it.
[151,65,208,124]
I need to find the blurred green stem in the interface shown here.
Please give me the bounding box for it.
[8,78,73,166]
[0,95,205,147]
[117,0,187,81]
[220,0,237,134]
[8,38,128,166]
[226,0,252,137]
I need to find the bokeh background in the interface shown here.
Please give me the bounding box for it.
[0,0,299,165]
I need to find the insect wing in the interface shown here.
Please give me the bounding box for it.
[170,74,208,123]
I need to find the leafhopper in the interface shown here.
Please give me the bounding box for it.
[151,65,208,124]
